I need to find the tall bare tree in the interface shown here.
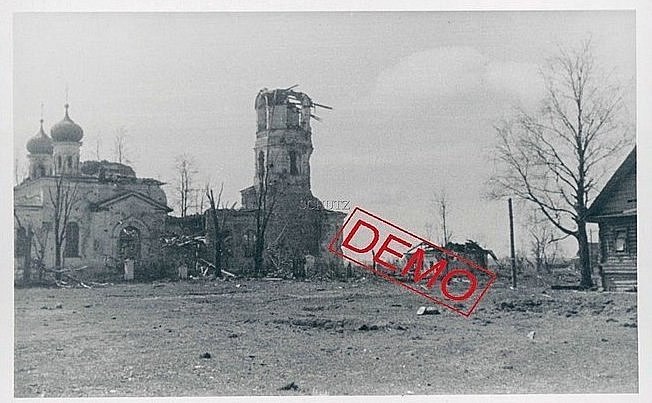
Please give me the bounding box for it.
[432,190,453,246]
[32,222,51,280]
[206,182,228,277]
[113,127,129,164]
[13,211,34,283]
[14,212,52,282]
[491,40,631,288]
[47,176,81,275]
[173,154,198,218]
[253,150,279,277]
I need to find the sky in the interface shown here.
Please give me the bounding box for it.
[12,11,636,257]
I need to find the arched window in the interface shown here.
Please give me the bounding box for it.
[66,156,72,171]
[56,156,62,171]
[64,222,80,257]
[257,151,265,179]
[36,165,45,178]
[289,150,299,175]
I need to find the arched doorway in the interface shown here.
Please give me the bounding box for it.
[118,226,141,260]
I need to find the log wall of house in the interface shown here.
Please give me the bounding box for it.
[598,216,637,291]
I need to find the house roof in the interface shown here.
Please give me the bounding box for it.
[586,147,636,221]
[94,190,173,212]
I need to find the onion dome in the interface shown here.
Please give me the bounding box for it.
[26,119,54,154]
[51,104,83,142]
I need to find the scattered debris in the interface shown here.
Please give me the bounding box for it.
[55,303,63,309]
[502,365,514,370]
[358,324,379,331]
[623,323,637,328]
[220,268,237,278]
[395,325,407,331]
[551,285,582,290]
[199,352,212,359]
[606,318,618,323]
[279,381,299,391]
[162,234,206,248]
[416,306,440,315]
[197,259,237,278]
[527,331,536,340]
[42,267,94,289]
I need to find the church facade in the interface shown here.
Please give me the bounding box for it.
[13,104,172,282]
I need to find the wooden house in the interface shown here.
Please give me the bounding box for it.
[586,148,637,291]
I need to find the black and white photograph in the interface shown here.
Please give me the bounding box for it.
[4,1,651,401]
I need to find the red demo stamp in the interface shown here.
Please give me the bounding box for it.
[328,207,497,317]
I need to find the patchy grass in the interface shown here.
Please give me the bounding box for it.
[14,277,637,397]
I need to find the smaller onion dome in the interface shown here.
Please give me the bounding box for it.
[51,104,83,142]
[26,119,54,155]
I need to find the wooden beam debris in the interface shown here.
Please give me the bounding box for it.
[197,258,237,278]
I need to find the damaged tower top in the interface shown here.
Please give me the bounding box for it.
[255,86,331,133]
[244,86,332,201]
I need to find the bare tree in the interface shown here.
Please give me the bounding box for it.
[195,188,206,214]
[206,182,228,277]
[526,208,566,273]
[113,127,129,164]
[32,222,51,280]
[13,211,34,283]
[253,150,279,277]
[173,154,198,218]
[14,212,52,282]
[46,176,81,275]
[432,190,452,246]
[491,40,631,288]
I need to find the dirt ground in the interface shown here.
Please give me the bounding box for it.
[14,276,638,397]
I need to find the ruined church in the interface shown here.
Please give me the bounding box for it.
[14,88,344,281]
[13,104,172,281]
[207,88,346,275]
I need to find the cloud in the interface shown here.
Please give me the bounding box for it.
[367,47,545,113]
